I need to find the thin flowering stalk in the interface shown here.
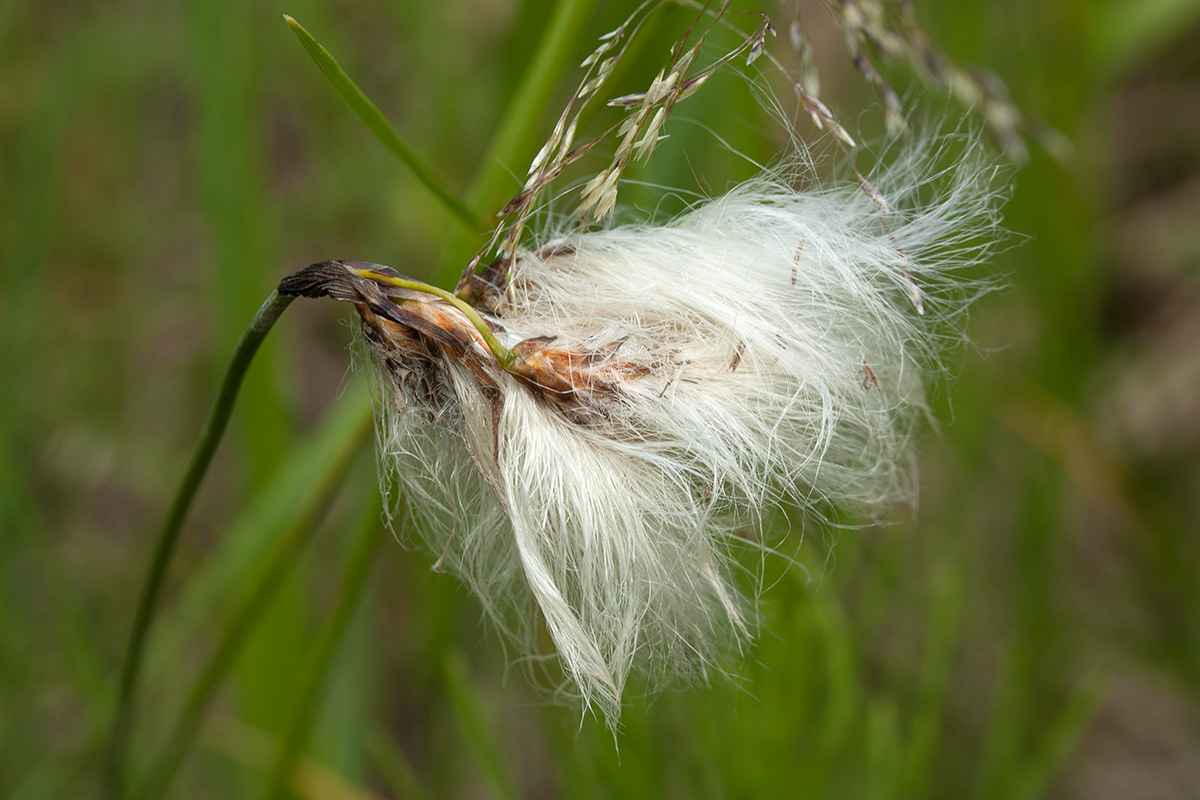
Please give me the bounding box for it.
[107,291,294,799]
[825,0,1068,160]
[457,0,664,280]
[437,0,598,283]
[461,0,777,287]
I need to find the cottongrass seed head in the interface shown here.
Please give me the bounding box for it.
[280,2,1013,722]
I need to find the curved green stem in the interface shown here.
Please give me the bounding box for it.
[106,291,295,799]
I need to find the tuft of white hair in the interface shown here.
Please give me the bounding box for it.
[372,131,1003,720]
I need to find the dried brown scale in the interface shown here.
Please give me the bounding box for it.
[860,362,881,390]
[279,260,666,433]
[728,342,745,372]
[508,336,656,417]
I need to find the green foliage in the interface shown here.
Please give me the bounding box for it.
[2,0,1198,798]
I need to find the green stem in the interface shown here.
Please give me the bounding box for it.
[284,16,483,231]
[106,291,295,799]
[259,500,388,800]
[132,413,373,800]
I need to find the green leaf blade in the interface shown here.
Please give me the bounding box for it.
[284,14,483,234]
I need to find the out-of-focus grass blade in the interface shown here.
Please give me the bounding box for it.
[816,603,858,756]
[1,18,113,790]
[133,412,372,800]
[203,715,384,800]
[442,650,520,800]
[1092,0,1200,74]
[8,715,105,800]
[865,698,902,800]
[260,501,387,800]
[975,643,1034,800]
[900,564,964,796]
[145,381,372,674]
[365,727,436,800]
[1008,679,1106,800]
[284,15,482,232]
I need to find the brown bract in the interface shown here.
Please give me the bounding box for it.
[509,336,653,416]
[279,260,654,439]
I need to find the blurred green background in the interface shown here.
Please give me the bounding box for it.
[3,0,1200,797]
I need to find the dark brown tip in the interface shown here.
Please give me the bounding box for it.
[277,261,355,298]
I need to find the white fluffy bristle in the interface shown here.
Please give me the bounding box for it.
[372,133,1002,720]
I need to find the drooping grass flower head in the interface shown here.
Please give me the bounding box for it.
[281,1,1017,720]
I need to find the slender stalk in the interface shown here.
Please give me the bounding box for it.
[260,500,388,800]
[133,413,373,800]
[106,291,295,799]
[284,15,483,231]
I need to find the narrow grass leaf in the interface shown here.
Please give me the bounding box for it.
[284,15,481,231]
